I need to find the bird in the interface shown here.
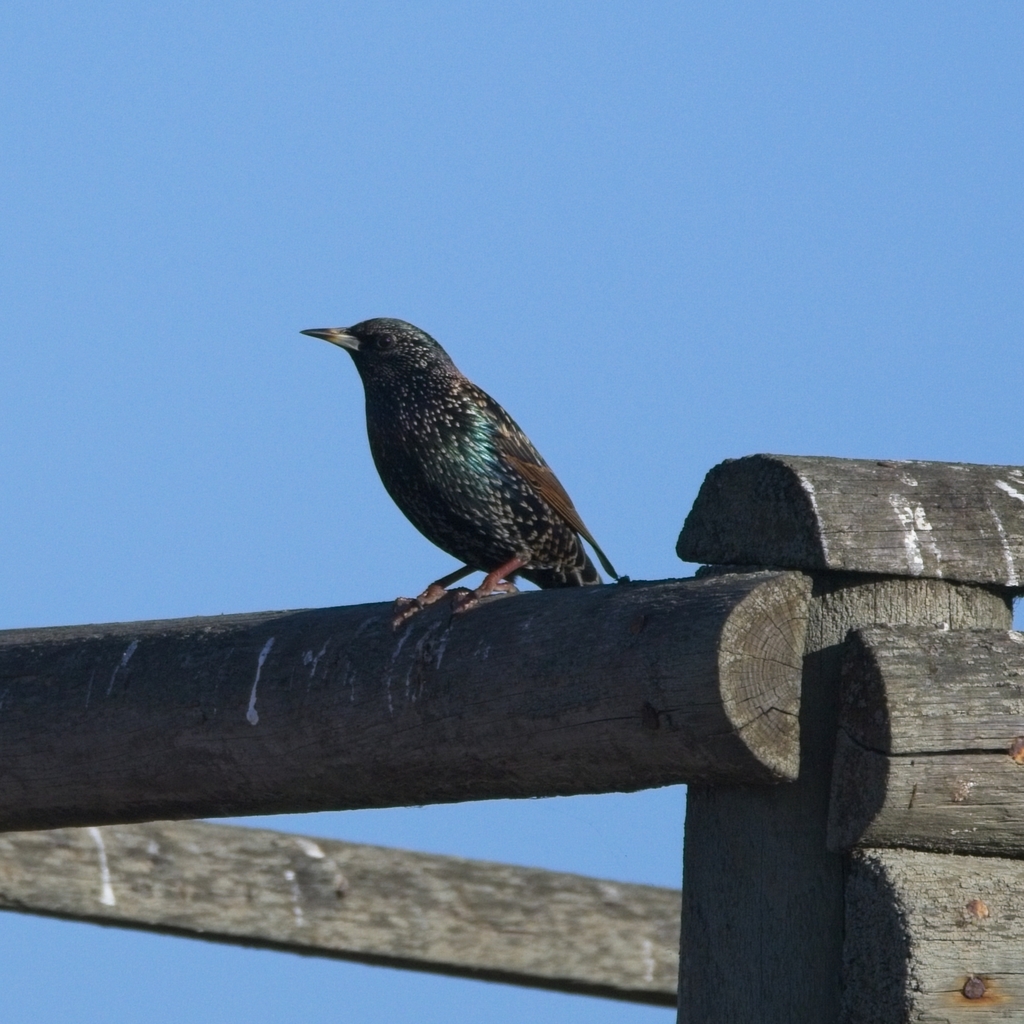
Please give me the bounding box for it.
[300,317,618,625]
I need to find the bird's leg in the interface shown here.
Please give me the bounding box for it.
[451,555,529,615]
[392,564,476,628]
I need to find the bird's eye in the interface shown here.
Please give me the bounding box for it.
[375,334,397,351]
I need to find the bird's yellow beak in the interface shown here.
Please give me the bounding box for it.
[300,327,360,352]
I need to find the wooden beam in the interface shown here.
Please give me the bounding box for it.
[677,453,1024,587]
[829,626,1024,856]
[0,819,680,1006]
[678,573,1012,1024]
[0,573,809,832]
[844,848,1024,1021]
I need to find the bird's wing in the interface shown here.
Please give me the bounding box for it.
[488,405,619,580]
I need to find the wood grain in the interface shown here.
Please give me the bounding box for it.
[677,453,1024,587]
[829,627,1024,855]
[0,819,680,1005]
[0,573,809,832]
[843,848,1024,1023]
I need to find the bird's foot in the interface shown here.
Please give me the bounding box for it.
[450,555,528,615]
[451,579,519,615]
[391,558,527,626]
[391,582,452,629]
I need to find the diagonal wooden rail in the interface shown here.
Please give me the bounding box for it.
[0,820,681,1005]
[0,573,808,833]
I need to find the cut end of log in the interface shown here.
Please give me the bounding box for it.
[678,455,826,570]
[718,571,811,781]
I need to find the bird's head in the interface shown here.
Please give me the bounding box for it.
[301,318,454,378]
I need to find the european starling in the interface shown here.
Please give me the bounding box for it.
[301,318,618,622]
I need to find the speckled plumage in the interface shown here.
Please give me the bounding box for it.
[301,317,618,593]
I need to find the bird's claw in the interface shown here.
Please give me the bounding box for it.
[390,600,421,629]
[451,580,519,615]
[449,591,479,615]
[390,582,452,629]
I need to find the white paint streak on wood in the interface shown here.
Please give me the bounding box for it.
[313,642,328,675]
[987,503,1019,587]
[888,495,925,575]
[433,627,451,669]
[295,838,325,859]
[246,637,276,726]
[283,868,305,925]
[996,478,1024,504]
[384,625,414,716]
[106,639,138,697]
[305,642,328,678]
[915,505,944,576]
[797,474,831,561]
[641,939,656,983]
[87,827,115,906]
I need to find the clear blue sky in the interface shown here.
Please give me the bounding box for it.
[1,3,1021,1021]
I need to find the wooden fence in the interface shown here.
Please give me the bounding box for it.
[1,453,1022,1021]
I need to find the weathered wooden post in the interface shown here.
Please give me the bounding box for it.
[677,455,1023,1023]
[831,627,1024,1020]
